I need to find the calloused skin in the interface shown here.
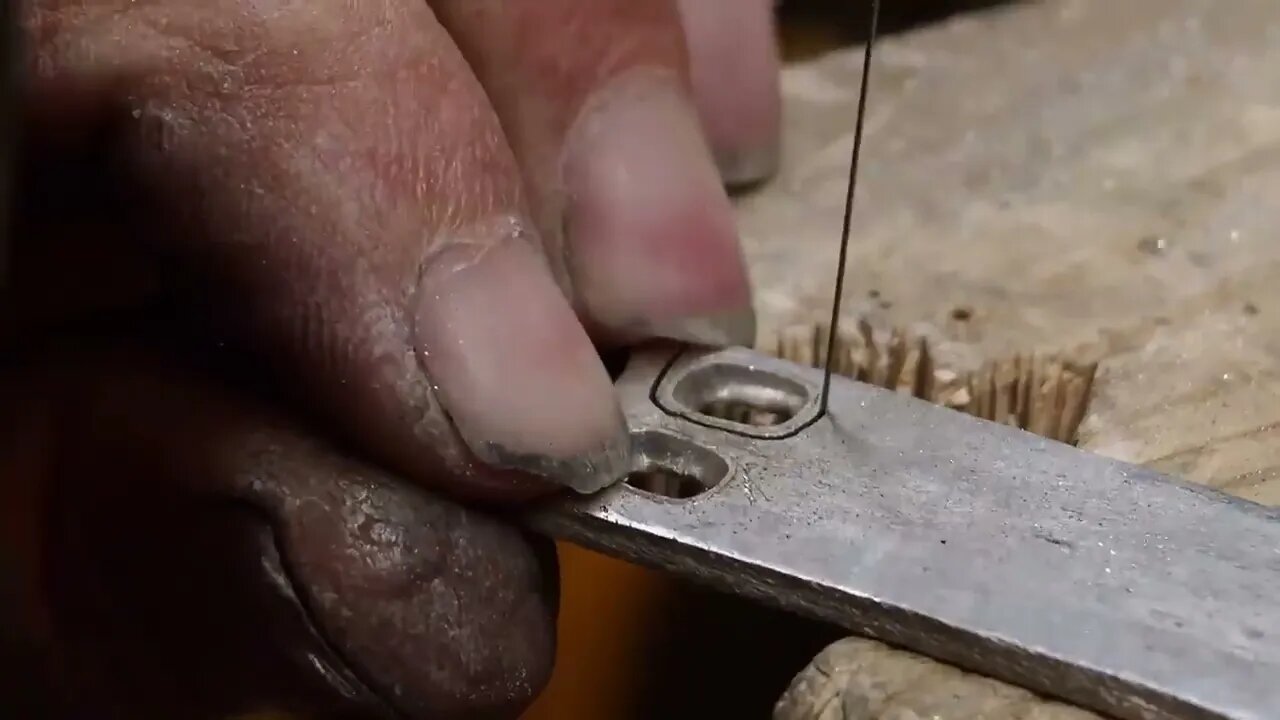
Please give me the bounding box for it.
[1,0,781,717]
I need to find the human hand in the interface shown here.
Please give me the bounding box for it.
[2,0,779,718]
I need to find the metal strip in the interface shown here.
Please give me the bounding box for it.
[529,344,1280,720]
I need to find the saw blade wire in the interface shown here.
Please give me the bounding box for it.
[820,0,881,415]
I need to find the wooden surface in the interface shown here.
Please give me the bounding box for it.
[775,638,1100,720]
[755,0,1280,716]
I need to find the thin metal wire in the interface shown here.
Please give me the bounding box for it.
[820,0,881,415]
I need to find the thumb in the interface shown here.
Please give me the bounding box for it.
[5,341,557,719]
[30,0,629,501]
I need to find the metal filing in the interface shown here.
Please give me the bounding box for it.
[528,2,1280,719]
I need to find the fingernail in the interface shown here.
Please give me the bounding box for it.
[628,306,758,349]
[715,146,780,190]
[563,72,754,348]
[677,0,782,187]
[412,222,630,494]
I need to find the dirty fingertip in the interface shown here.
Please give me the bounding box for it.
[634,303,752,345]
[620,306,758,350]
[563,74,756,350]
[715,145,781,191]
[412,223,631,495]
[677,0,782,187]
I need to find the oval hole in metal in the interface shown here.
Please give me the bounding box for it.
[624,431,730,500]
[671,363,811,428]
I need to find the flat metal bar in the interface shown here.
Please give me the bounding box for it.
[528,344,1280,720]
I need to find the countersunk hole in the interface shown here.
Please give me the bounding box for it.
[671,363,810,427]
[624,431,729,500]
[698,399,795,426]
[625,467,706,499]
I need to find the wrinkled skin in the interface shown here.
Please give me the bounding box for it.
[1,0,780,718]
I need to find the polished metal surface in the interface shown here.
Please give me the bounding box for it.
[529,343,1280,720]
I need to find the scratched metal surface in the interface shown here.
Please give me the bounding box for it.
[530,345,1280,720]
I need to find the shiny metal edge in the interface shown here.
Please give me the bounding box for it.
[528,344,1280,720]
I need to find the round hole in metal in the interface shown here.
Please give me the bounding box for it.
[670,363,810,428]
[623,431,730,500]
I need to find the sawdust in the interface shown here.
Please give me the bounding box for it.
[758,319,1097,444]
